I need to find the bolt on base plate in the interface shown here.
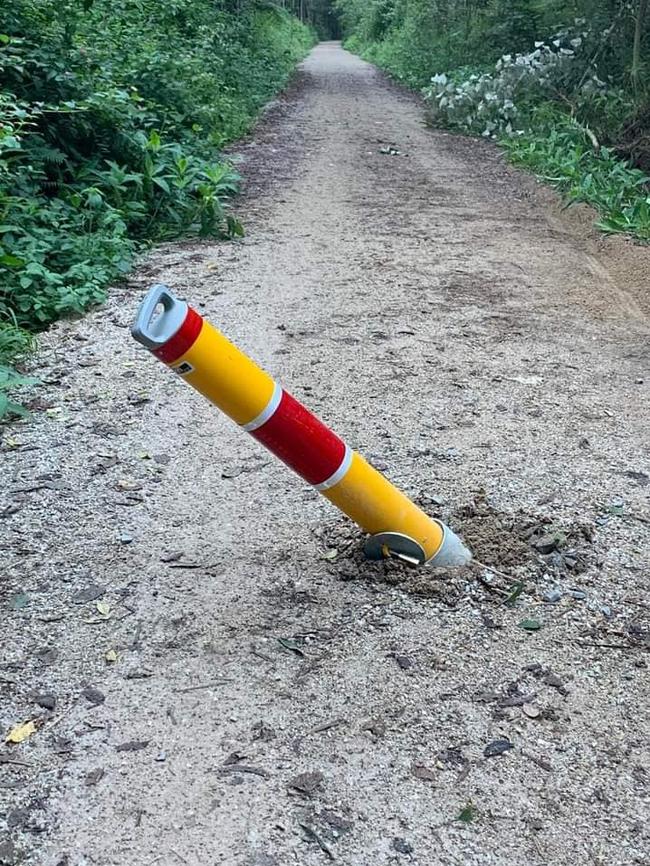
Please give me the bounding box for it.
[363,532,426,567]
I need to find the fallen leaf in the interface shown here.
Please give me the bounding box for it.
[277,638,305,657]
[457,803,477,823]
[519,618,542,631]
[9,593,29,611]
[96,601,111,618]
[504,581,525,607]
[5,720,38,744]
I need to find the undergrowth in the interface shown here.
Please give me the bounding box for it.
[0,0,314,420]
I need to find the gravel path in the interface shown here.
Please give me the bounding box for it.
[2,42,649,866]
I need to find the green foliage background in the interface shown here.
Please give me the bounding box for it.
[0,0,314,409]
[336,0,650,239]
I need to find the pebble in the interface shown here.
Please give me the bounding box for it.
[533,534,560,554]
[34,693,56,711]
[0,840,16,865]
[82,686,105,705]
[542,588,562,603]
[155,751,167,762]
[119,533,133,544]
[484,738,513,757]
[567,589,586,600]
[392,838,414,855]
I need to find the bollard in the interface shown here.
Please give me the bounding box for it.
[132,285,471,567]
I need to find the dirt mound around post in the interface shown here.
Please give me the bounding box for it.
[317,491,597,605]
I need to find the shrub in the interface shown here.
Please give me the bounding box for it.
[0,1,314,419]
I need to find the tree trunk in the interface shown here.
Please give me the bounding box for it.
[632,0,649,97]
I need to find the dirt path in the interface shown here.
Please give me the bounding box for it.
[2,43,649,866]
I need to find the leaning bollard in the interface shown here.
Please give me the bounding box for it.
[131,285,471,567]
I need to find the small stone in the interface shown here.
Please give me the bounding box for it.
[543,672,567,694]
[251,721,276,742]
[392,838,413,855]
[533,534,560,555]
[0,839,17,865]
[411,763,436,782]
[85,768,104,786]
[361,717,386,737]
[34,693,56,711]
[321,810,353,835]
[601,605,613,618]
[72,584,105,604]
[391,653,413,670]
[82,686,105,705]
[484,738,513,758]
[36,646,59,665]
[542,551,565,569]
[542,589,562,604]
[119,533,133,544]
[567,588,586,600]
[115,739,149,752]
[522,704,541,719]
[287,770,323,796]
[155,751,167,762]
[248,856,278,866]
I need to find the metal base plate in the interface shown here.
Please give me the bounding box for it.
[363,532,426,566]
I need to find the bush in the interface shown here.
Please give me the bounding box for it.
[503,125,650,239]
[0,1,314,419]
[423,35,587,139]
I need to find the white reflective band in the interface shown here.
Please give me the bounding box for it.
[314,445,353,491]
[242,382,282,432]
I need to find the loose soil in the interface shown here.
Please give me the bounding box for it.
[1,42,649,866]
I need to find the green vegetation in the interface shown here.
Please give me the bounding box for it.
[336,0,650,240]
[0,0,314,418]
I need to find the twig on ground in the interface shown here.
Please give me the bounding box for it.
[576,640,644,652]
[299,822,336,861]
[174,680,231,693]
[308,717,347,735]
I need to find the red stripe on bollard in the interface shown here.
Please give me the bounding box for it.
[252,390,347,486]
[154,306,203,364]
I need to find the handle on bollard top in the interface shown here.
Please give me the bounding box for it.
[131,284,188,351]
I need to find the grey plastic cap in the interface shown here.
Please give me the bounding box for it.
[131,284,188,350]
[427,521,472,567]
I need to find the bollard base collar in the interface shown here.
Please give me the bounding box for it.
[427,521,473,567]
[364,522,472,568]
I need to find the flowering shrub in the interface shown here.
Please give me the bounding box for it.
[423,29,589,138]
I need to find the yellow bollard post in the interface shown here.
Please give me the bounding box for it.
[132,285,471,567]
